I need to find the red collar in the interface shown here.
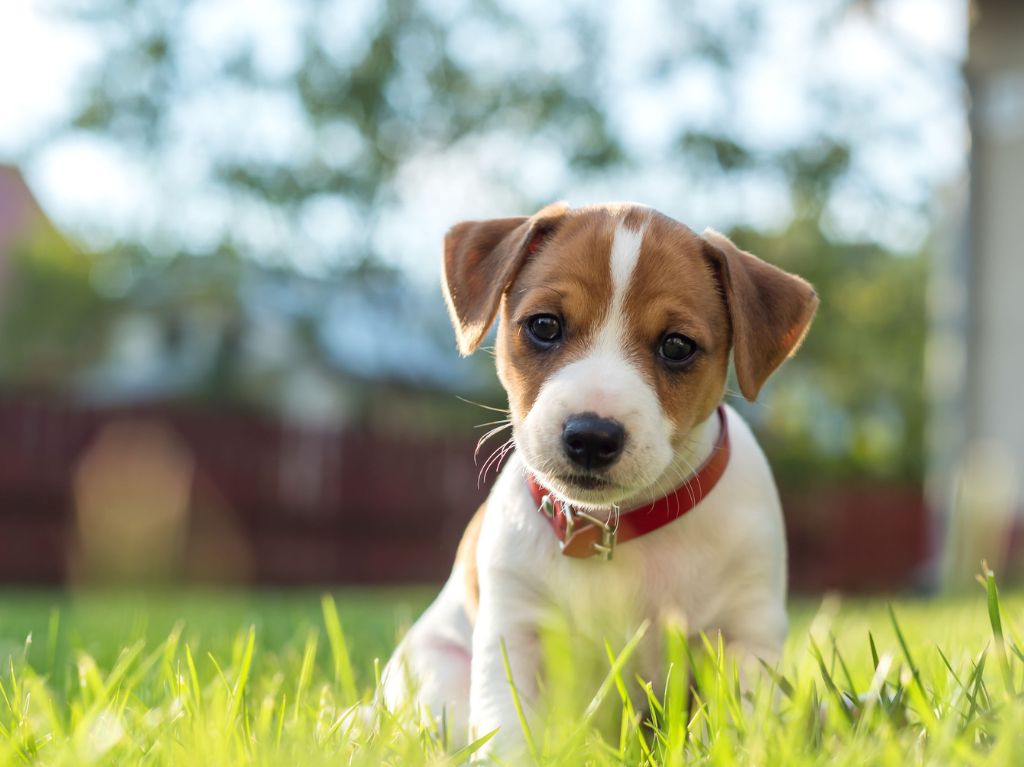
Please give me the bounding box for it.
[527,406,730,560]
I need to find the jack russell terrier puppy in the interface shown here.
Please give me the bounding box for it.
[382,202,818,759]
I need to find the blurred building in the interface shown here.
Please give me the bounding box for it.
[932,0,1024,585]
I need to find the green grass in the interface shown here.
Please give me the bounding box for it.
[1,574,1024,765]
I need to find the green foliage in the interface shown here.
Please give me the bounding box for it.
[51,0,899,257]
[2,582,1024,764]
[0,236,116,393]
[57,0,629,240]
[731,217,927,486]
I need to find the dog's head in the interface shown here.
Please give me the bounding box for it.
[443,203,817,509]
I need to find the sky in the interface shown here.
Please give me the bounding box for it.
[0,0,968,280]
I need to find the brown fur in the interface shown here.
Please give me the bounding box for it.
[442,203,569,355]
[702,229,819,400]
[455,501,487,622]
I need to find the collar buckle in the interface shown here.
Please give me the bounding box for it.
[575,508,618,561]
[540,495,555,518]
[591,525,617,561]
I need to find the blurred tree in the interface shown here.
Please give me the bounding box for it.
[13,0,950,483]
[42,0,950,267]
[730,217,927,486]
[0,169,120,394]
[0,240,114,393]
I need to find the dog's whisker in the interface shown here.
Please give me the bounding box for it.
[474,423,513,462]
[665,460,690,517]
[477,437,515,488]
[477,439,507,478]
[473,418,512,429]
[665,463,682,517]
[683,457,700,506]
[671,454,696,507]
[478,440,510,483]
[486,442,515,484]
[669,453,699,509]
[476,423,511,442]
[456,396,511,415]
[640,470,661,511]
[490,442,516,478]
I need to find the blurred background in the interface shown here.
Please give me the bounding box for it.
[0,0,1017,594]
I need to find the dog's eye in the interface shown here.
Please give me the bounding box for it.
[525,314,562,345]
[658,333,698,365]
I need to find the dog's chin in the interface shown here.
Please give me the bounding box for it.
[528,466,646,510]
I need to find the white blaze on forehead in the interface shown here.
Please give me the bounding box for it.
[598,214,649,351]
[608,218,646,300]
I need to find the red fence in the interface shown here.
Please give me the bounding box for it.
[0,396,932,591]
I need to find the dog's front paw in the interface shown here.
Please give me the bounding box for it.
[467,720,533,765]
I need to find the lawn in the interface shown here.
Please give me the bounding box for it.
[1,576,1023,765]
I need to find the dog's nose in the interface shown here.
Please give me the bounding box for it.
[562,414,625,470]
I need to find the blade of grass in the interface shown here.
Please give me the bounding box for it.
[544,624,652,759]
[603,638,654,763]
[757,659,795,701]
[499,637,539,765]
[808,636,854,726]
[888,604,925,697]
[450,728,499,765]
[227,625,256,723]
[831,633,859,699]
[322,595,358,704]
[185,643,202,714]
[293,629,318,722]
[982,564,1015,696]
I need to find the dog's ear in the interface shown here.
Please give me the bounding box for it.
[702,228,818,401]
[442,202,569,355]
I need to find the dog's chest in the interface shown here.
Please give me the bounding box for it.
[547,515,724,638]
[485,454,737,642]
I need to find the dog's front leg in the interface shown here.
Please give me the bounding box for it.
[468,575,543,763]
[720,593,788,694]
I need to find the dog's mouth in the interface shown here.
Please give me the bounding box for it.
[540,471,630,505]
[528,461,655,508]
[559,472,613,491]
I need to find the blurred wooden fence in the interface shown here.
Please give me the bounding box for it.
[0,395,932,591]
[0,396,484,584]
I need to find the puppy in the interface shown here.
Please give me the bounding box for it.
[382,202,818,759]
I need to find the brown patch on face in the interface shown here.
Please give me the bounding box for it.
[621,205,650,233]
[702,229,819,400]
[495,208,623,422]
[621,212,731,439]
[442,203,570,356]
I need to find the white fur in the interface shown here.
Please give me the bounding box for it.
[608,216,646,306]
[382,213,789,761]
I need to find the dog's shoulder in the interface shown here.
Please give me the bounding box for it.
[456,500,487,622]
